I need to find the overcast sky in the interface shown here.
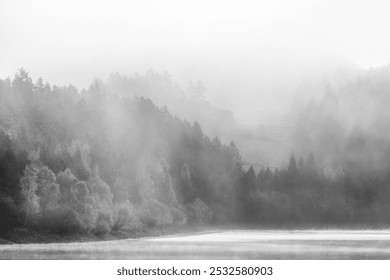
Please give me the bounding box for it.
[1,0,390,124]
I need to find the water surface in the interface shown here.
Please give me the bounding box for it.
[1,230,390,259]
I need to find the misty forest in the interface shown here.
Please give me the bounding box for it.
[1,66,390,242]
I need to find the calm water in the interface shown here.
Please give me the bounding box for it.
[2,230,390,259]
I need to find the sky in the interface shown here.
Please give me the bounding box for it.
[1,0,390,125]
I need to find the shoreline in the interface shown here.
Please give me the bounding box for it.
[2,224,390,245]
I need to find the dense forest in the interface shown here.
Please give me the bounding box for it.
[0,69,243,239]
[1,68,390,242]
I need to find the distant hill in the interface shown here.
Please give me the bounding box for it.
[102,71,238,142]
[292,65,390,177]
[98,70,289,167]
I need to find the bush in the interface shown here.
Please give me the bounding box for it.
[171,207,187,226]
[112,202,137,231]
[185,198,212,225]
[93,208,113,236]
[136,199,172,227]
[40,206,84,234]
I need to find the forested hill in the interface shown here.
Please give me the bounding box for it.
[88,72,285,169]
[2,68,390,241]
[0,69,245,237]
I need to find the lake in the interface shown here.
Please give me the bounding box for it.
[1,230,390,259]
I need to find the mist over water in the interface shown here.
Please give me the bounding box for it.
[3,230,390,259]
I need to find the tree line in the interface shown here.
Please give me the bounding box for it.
[0,69,241,237]
[0,69,390,240]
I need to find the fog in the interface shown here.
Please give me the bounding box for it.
[2,0,390,125]
[3,0,390,244]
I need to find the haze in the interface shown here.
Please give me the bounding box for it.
[4,0,390,256]
[1,0,390,124]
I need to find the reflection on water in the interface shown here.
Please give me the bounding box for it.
[2,230,390,259]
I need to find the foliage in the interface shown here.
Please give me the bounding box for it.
[171,207,187,226]
[185,198,212,225]
[2,68,390,237]
[0,194,18,234]
[136,199,173,228]
[40,207,84,234]
[36,165,60,213]
[19,163,40,226]
[112,202,137,231]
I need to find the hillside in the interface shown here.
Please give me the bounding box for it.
[0,69,244,237]
[2,68,390,243]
